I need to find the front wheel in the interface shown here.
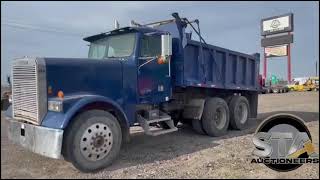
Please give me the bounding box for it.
[62,110,122,173]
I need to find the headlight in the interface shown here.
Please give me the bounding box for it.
[48,100,63,112]
[8,95,12,103]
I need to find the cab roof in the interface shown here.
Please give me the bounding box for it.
[83,26,167,42]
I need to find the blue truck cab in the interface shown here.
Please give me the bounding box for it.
[5,13,260,172]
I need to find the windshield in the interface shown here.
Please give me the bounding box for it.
[88,33,136,59]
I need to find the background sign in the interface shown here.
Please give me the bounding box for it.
[265,45,288,57]
[261,34,293,47]
[261,13,294,36]
[261,13,294,82]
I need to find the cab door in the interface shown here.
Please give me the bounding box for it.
[137,33,171,104]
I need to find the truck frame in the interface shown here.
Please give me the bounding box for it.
[5,13,260,172]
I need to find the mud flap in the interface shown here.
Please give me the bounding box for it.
[182,98,205,120]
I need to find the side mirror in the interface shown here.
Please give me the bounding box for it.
[161,34,172,57]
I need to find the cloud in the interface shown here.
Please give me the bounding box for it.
[1,1,319,83]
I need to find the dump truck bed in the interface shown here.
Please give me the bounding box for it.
[177,39,260,91]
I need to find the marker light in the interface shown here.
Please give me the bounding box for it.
[57,90,64,99]
[48,86,53,95]
[157,56,165,64]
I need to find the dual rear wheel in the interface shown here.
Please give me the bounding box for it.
[192,96,250,137]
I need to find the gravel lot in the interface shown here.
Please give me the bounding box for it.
[1,91,319,179]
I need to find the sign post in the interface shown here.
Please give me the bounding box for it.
[287,32,291,83]
[263,47,267,80]
[261,13,294,83]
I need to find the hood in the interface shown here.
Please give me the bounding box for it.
[44,58,123,100]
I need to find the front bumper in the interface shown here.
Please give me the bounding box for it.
[5,117,64,159]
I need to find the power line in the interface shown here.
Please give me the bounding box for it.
[2,21,87,37]
[3,18,61,30]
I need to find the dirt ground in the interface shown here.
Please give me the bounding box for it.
[1,91,319,179]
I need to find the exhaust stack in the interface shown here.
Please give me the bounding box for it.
[114,20,119,29]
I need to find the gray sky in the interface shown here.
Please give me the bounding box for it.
[1,1,319,84]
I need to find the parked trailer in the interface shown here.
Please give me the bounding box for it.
[5,13,260,172]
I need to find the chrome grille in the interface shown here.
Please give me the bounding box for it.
[12,57,47,125]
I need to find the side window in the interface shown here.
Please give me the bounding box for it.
[140,35,161,57]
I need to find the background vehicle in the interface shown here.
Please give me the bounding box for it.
[5,13,260,172]
[305,77,319,91]
[287,77,319,92]
[1,75,12,111]
[262,75,289,93]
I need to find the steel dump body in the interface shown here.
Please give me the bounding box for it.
[180,40,260,91]
[154,21,260,92]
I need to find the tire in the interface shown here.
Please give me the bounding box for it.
[273,89,278,93]
[266,89,270,94]
[62,110,122,173]
[192,119,206,135]
[228,96,250,130]
[202,97,230,137]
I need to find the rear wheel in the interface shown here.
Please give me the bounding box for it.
[228,96,250,130]
[202,97,230,137]
[62,110,122,173]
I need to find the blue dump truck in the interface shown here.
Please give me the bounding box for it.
[5,13,260,172]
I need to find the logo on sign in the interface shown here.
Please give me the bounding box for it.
[270,19,281,29]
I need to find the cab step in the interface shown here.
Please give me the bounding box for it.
[137,111,178,136]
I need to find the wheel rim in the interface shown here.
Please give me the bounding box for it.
[213,107,227,129]
[237,102,248,124]
[80,123,113,161]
